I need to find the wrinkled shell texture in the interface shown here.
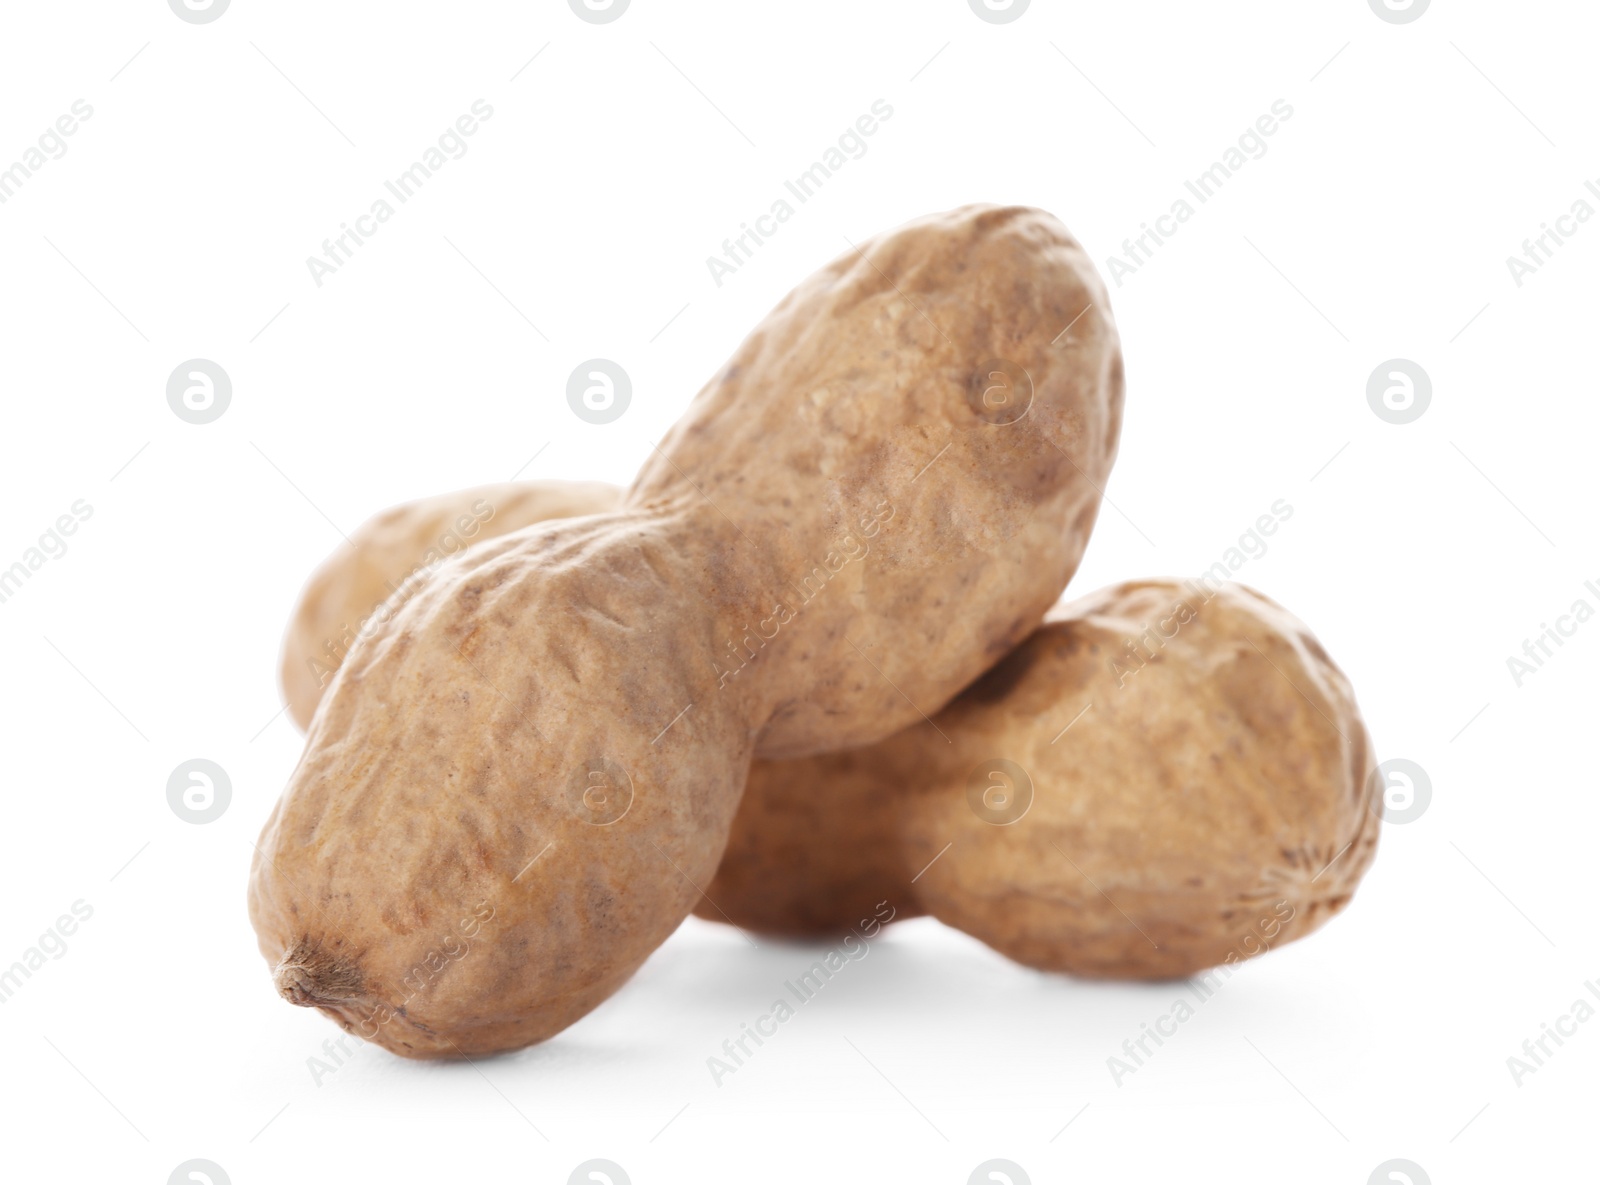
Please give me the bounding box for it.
[706,580,1382,979]
[249,205,1124,1057]
[279,482,902,939]
[283,503,1379,977]
[280,481,622,730]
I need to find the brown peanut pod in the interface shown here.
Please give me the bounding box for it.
[278,483,912,935]
[275,511,1373,975]
[702,580,1381,979]
[249,205,1124,1056]
[279,481,622,731]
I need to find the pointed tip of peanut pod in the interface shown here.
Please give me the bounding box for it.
[272,940,364,1008]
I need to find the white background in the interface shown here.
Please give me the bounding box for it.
[0,1,1594,1181]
